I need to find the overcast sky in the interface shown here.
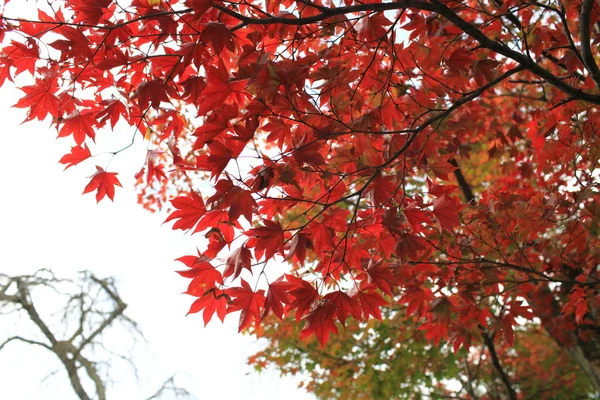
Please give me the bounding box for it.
[0,76,312,399]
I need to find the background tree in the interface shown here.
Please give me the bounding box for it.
[1,0,600,398]
[250,309,595,398]
[0,269,196,400]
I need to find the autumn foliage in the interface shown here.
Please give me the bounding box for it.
[2,0,600,397]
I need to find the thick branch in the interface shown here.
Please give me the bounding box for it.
[449,159,475,203]
[481,331,517,400]
[579,0,600,89]
[60,358,92,400]
[17,282,58,346]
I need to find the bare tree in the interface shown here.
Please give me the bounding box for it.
[0,269,196,400]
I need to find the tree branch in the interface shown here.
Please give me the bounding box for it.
[579,0,600,89]
[214,1,600,104]
[481,331,517,400]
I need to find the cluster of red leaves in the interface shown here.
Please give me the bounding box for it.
[2,0,600,353]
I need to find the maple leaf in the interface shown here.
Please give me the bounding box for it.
[96,99,129,129]
[59,144,91,170]
[50,26,92,62]
[187,288,228,326]
[359,13,392,42]
[177,254,223,292]
[300,302,339,348]
[192,210,229,234]
[58,111,97,145]
[164,192,206,231]
[192,104,238,149]
[428,156,458,181]
[180,76,207,107]
[403,202,430,233]
[286,233,311,264]
[133,79,170,110]
[14,78,59,121]
[263,275,292,319]
[358,259,397,296]
[426,178,457,197]
[233,116,259,142]
[355,287,388,320]
[309,223,335,256]
[82,166,122,202]
[323,291,362,326]
[472,59,501,86]
[2,40,39,76]
[245,220,285,261]
[68,0,113,25]
[196,65,232,114]
[224,245,252,280]
[401,288,433,318]
[228,280,265,332]
[200,23,236,55]
[432,194,463,232]
[286,274,319,323]
[445,48,474,76]
[196,140,232,179]
[185,0,213,15]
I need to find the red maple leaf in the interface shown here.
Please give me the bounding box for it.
[192,105,237,149]
[96,99,129,129]
[245,220,285,261]
[58,111,96,145]
[187,288,228,326]
[300,302,339,348]
[355,287,388,320]
[224,245,252,280]
[358,259,397,296]
[286,233,311,264]
[195,140,232,179]
[432,194,463,232]
[132,79,170,110]
[2,40,39,76]
[196,65,232,114]
[68,0,113,25]
[227,279,265,332]
[185,0,213,15]
[324,291,362,326]
[445,48,474,76]
[200,23,236,55]
[263,275,292,319]
[82,166,122,202]
[177,254,223,292]
[403,202,431,233]
[59,144,91,170]
[286,274,319,323]
[164,192,206,231]
[14,78,59,121]
[428,156,458,181]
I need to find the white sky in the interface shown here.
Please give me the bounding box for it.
[0,80,313,398]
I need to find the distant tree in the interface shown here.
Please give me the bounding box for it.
[2,1,600,398]
[250,309,596,399]
[0,269,195,400]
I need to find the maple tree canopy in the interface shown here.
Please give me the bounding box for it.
[2,0,600,397]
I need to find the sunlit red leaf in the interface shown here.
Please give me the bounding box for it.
[82,166,122,202]
[59,144,91,170]
[228,279,265,332]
